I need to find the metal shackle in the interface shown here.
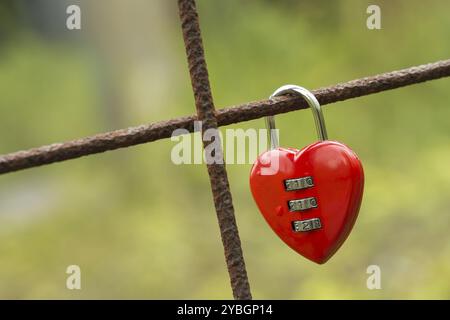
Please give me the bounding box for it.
[266,85,328,149]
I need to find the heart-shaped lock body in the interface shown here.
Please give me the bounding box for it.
[250,141,364,264]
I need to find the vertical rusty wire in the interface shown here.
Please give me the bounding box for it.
[177,0,252,300]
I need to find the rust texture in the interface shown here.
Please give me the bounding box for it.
[0,59,449,175]
[177,0,252,300]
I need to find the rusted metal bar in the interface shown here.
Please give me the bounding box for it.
[177,0,252,300]
[0,59,449,175]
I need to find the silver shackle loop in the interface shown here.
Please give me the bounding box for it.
[266,84,328,149]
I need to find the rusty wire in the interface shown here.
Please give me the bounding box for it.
[0,59,449,175]
[177,0,252,300]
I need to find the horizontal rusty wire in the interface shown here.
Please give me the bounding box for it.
[0,58,449,175]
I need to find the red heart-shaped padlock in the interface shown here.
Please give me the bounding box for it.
[250,85,364,264]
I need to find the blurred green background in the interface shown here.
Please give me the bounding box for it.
[0,0,449,299]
